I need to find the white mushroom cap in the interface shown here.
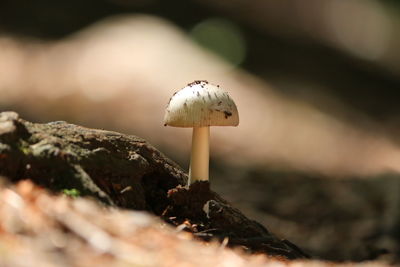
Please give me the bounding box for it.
[164,81,239,127]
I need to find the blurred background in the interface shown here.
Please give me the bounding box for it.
[1,0,400,262]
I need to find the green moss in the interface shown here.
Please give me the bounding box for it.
[20,146,31,155]
[17,140,31,155]
[62,188,81,198]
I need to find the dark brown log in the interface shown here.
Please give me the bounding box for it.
[0,111,308,259]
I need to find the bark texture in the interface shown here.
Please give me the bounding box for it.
[0,111,308,259]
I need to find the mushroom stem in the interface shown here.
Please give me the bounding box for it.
[188,126,210,186]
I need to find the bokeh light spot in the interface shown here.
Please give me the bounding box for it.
[190,18,246,66]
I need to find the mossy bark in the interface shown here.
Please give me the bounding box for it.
[0,111,308,259]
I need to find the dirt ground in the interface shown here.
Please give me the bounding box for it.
[0,179,393,267]
[212,165,400,262]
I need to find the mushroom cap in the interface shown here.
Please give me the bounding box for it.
[164,80,239,127]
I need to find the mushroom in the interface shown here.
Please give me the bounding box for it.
[164,80,239,186]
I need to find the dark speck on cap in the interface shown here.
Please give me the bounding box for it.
[187,80,209,87]
[224,111,232,119]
